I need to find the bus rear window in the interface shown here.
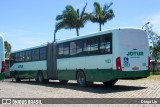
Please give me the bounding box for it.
[119,30,148,48]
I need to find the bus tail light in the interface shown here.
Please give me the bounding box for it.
[116,57,122,71]
[148,56,150,70]
[1,61,5,73]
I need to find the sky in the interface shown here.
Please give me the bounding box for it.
[0,0,160,51]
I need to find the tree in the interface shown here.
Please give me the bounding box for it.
[4,41,11,58]
[54,3,90,40]
[90,1,115,31]
[145,23,160,72]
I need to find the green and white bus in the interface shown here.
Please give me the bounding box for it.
[10,28,150,86]
[0,34,5,80]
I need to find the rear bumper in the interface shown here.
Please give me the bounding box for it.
[0,72,5,80]
[113,70,150,79]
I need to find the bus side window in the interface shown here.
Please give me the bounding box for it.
[40,47,46,60]
[32,49,40,61]
[25,50,32,61]
[70,41,76,56]
[58,44,63,58]
[63,42,69,57]
[10,53,15,67]
[90,37,98,54]
[84,39,90,55]
[15,53,20,62]
[76,40,83,56]
[100,34,112,54]
[19,52,25,62]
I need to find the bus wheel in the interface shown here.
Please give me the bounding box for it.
[37,71,44,83]
[15,72,21,82]
[44,79,49,83]
[59,80,68,84]
[76,71,86,87]
[15,77,21,82]
[103,79,118,86]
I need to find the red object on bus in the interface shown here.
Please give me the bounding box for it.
[1,61,5,72]
[116,57,122,71]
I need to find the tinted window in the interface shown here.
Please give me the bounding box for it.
[58,44,63,58]
[57,33,112,58]
[63,43,69,57]
[15,53,20,62]
[100,34,112,54]
[90,38,99,54]
[40,47,46,60]
[76,40,83,56]
[32,49,39,61]
[84,37,98,55]
[84,39,90,55]
[70,41,76,56]
[19,52,25,62]
[10,53,15,66]
[25,50,32,61]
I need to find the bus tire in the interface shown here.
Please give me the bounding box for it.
[15,78,21,82]
[44,79,49,83]
[15,72,21,82]
[59,80,68,84]
[86,81,93,86]
[76,70,87,87]
[37,71,44,83]
[103,79,118,86]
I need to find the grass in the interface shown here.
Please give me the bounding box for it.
[143,72,160,80]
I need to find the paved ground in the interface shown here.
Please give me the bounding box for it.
[0,78,160,107]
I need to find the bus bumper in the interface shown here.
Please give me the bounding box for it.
[113,70,150,79]
[0,72,5,80]
[85,69,150,82]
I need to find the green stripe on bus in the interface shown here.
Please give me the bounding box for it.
[0,73,5,80]
[10,69,150,82]
[10,70,48,79]
[58,69,150,82]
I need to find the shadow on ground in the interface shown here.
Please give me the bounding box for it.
[6,79,147,94]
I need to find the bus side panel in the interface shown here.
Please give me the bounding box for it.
[57,57,85,80]
[10,61,48,79]
[0,35,5,80]
[112,30,120,70]
[85,54,113,82]
[57,58,71,80]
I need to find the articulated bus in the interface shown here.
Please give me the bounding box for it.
[10,28,150,86]
[0,34,5,80]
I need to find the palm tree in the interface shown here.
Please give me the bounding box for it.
[90,2,115,31]
[54,3,90,41]
[4,41,11,58]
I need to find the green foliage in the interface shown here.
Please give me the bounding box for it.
[55,3,90,36]
[150,71,160,75]
[4,41,11,58]
[90,2,115,31]
[145,24,160,62]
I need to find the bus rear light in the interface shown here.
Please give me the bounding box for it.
[116,57,122,71]
[148,56,150,70]
[1,61,5,73]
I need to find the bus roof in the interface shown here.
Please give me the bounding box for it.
[56,27,145,43]
[12,43,48,53]
[11,27,145,53]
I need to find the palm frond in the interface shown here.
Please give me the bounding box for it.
[103,2,113,14]
[80,3,87,20]
[104,9,115,20]
[93,2,102,16]
[56,15,63,21]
